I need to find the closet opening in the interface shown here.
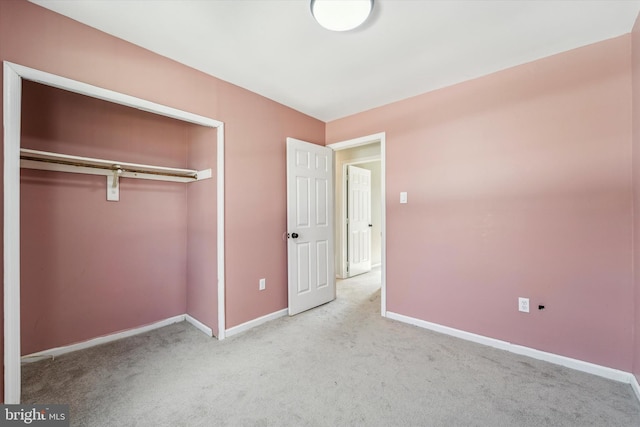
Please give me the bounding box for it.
[3,62,225,403]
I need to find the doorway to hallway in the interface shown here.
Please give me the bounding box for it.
[328,132,386,317]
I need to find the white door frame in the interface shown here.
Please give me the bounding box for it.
[3,62,226,403]
[327,132,386,317]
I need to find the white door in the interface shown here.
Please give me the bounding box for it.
[286,138,335,315]
[347,165,372,277]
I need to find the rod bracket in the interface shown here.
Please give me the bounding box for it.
[107,166,122,201]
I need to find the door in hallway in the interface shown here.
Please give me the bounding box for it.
[347,165,371,277]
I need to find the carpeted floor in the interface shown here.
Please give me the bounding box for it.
[22,268,640,426]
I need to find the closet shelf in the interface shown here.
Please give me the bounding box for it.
[20,148,213,201]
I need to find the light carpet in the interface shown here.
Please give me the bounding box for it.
[22,269,640,426]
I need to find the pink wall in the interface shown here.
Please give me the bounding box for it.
[20,81,190,355]
[327,36,635,371]
[4,0,636,403]
[186,127,218,334]
[219,82,324,328]
[0,0,324,400]
[632,14,640,385]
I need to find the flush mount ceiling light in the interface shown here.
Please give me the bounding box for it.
[311,0,374,32]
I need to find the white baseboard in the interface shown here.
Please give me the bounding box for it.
[185,314,213,337]
[21,315,186,363]
[631,374,640,402]
[225,308,288,338]
[386,311,638,394]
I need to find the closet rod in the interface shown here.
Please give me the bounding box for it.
[20,148,213,201]
[20,154,198,180]
[19,148,205,180]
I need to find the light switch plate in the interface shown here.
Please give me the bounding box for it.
[400,192,408,204]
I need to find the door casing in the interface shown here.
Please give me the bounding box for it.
[327,133,386,317]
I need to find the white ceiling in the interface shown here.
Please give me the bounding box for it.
[29,0,640,122]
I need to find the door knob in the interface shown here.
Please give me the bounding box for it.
[291,232,299,239]
[368,224,373,227]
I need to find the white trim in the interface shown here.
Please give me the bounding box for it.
[631,374,640,403]
[329,133,383,150]
[217,124,226,340]
[225,308,288,338]
[3,61,226,402]
[20,315,186,364]
[6,62,222,128]
[328,132,387,317]
[185,314,213,337]
[386,311,638,387]
[342,154,381,165]
[380,136,386,316]
[3,62,22,404]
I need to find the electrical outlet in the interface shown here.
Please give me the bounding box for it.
[259,278,266,291]
[518,297,529,313]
